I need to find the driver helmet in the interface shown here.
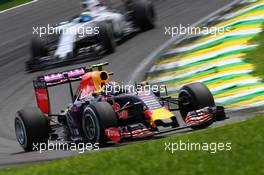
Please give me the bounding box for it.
[80,11,93,22]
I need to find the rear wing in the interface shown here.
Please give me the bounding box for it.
[33,62,110,115]
[36,67,86,87]
[33,67,87,115]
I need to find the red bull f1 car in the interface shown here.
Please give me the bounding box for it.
[15,63,226,151]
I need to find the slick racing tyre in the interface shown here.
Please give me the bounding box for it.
[130,0,156,30]
[15,107,50,152]
[178,82,215,129]
[82,102,118,146]
[31,37,49,58]
[98,22,116,54]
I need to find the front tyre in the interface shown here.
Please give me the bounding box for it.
[14,108,50,151]
[82,102,118,146]
[178,82,215,129]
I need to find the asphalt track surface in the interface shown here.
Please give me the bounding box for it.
[0,0,234,167]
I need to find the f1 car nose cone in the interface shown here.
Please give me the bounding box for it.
[144,108,175,127]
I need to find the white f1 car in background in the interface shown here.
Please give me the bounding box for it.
[27,0,156,71]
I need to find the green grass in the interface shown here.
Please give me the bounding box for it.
[0,116,263,175]
[245,24,264,80]
[0,0,32,11]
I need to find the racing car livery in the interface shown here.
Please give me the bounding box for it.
[15,63,226,151]
[27,0,156,71]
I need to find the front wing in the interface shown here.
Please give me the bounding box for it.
[104,106,227,142]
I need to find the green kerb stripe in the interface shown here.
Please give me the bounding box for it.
[218,91,264,105]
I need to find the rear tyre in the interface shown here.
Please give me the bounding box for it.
[98,23,116,54]
[82,102,118,146]
[178,82,215,129]
[14,107,50,151]
[130,0,156,31]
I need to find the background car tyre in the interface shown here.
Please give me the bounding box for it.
[82,102,118,146]
[31,37,49,58]
[131,0,156,30]
[178,82,215,129]
[14,107,50,151]
[98,23,116,54]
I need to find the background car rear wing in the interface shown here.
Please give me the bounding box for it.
[33,67,87,115]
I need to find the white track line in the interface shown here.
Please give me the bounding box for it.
[0,0,38,14]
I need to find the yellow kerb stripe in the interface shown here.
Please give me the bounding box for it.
[213,10,264,29]
[227,94,264,107]
[214,84,264,98]
[158,38,252,64]
[165,64,254,88]
[207,75,257,89]
[170,24,262,47]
